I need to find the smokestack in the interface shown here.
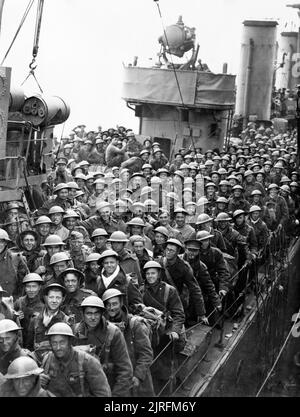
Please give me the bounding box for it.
[236,20,278,123]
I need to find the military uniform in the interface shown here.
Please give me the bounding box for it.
[14,294,44,346]
[42,346,111,397]
[80,215,119,236]
[74,316,133,397]
[0,341,29,375]
[118,249,143,287]
[0,377,55,397]
[69,245,92,272]
[0,248,29,298]
[61,287,97,324]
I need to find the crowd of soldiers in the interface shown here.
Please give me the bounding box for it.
[0,121,298,397]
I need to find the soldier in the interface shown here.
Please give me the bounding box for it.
[228,185,250,214]
[63,210,91,247]
[57,268,96,323]
[0,319,28,375]
[40,235,68,284]
[16,230,46,274]
[96,249,143,312]
[84,253,101,293]
[90,228,109,255]
[74,296,132,397]
[37,183,72,216]
[0,356,55,397]
[34,216,53,245]
[173,208,196,242]
[0,228,29,298]
[142,261,186,395]
[108,231,143,287]
[196,213,227,252]
[160,238,207,326]
[48,206,69,242]
[247,205,270,255]
[232,210,258,263]
[68,231,92,272]
[126,217,153,252]
[47,252,73,285]
[102,288,155,397]
[26,283,70,364]
[41,322,111,397]
[80,201,119,236]
[14,273,44,346]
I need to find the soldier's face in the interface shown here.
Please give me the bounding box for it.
[105,296,122,319]
[102,257,118,275]
[251,211,260,221]
[158,213,169,226]
[58,189,69,200]
[38,224,50,236]
[22,234,36,251]
[131,226,142,235]
[175,213,185,227]
[50,213,63,226]
[88,261,99,274]
[155,232,166,245]
[47,245,62,257]
[13,375,37,397]
[93,236,107,249]
[145,268,159,284]
[50,335,71,359]
[0,332,18,352]
[25,282,40,299]
[111,242,124,254]
[45,290,63,311]
[83,307,102,328]
[186,247,199,260]
[64,273,79,293]
[133,242,144,256]
[65,218,77,229]
[100,208,110,222]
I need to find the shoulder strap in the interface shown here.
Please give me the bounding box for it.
[76,349,86,398]
[163,283,171,307]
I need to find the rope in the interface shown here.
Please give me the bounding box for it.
[32,0,44,57]
[255,309,300,397]
[0,0,35,66]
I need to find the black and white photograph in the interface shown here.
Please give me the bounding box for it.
[0,0,298,403]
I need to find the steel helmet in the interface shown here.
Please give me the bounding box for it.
[196,213,213,225]
[196,230,214,241]
[108,231,129,243]
[63,210,80,219]
[0,319,22,335]
[49,252,71,265]
[98,249,120,263]
[251,189,262,196]
[47,322,75,338]
[290,181,299,187]
[280,176,291,183]
[218,168,227,175]
[5,357,44,379]
[102,289,124,303]
[0,228,12,242]
[91,228,109,239]
[48,206,65,215]
[80,295,105,309]
[232,209,246,219]
[280,185,290,193]
[144,199,158,208]
[142,163,152,170]
[249,205,262,213]
[244,170,254,177]
[53,183,70,194]
[174,207,188,215]
[35,216,53,226]
[215,212,232,222]
[58,268,85,286]
[126,217,146,227]
[140,186,153,196]
[197,197,209,205]
[185,239,201,249]
[96,201,112,212]
[42,235,66,247]
[154,226,169,238]
[205,182,217,189]
[216,197,229,204]
[219,180,230,187]
[179,163,190,170]
[232,184,244,191]
[66,181,80,190]
[143,260,162,270]
[268,183,279,190]
[166,238,184,253]
[85,253,101,263]
[43,283,66,297]
[22,273,44,284]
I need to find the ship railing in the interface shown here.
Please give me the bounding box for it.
[153,223,290,397]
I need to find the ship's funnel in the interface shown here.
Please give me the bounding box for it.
[275,31,298,91]
[235,20,278,123]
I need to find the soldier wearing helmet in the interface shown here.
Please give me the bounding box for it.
[0,319,28,375]
[232,210,258,263]
[26,283,70,364]
[126,217,153,252]
[14,273,44,345]
[37,183,72,216]
[79,201,119,236]
[0,356,55,397]
[264,184,289,231]
[142,260,185,395]
[74,296,132,397]
[90,228,109,255]
[247,206,270,253]
[48,206,69,242]
[63,210,91,247]
[102,288,155,397]
[16,230,46,275]
[34,216,53,245]
[68,231,92,273]
[41,322,111,397]
[57,268,96,323]
[96,249,143,313]
[129,235,153,280]
[173,207,196,243]
[108,231,143,287]
[84,253,101,293]
[228,185,250,214]
[0,228,29,298]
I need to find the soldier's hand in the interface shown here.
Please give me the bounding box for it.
[40,373,51,387]
[16,310,24,320]
[169,331,179,341]
[35,266,46,275]
[198,316,209,325]
[132,376,140,388]
[219,290,227,299]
